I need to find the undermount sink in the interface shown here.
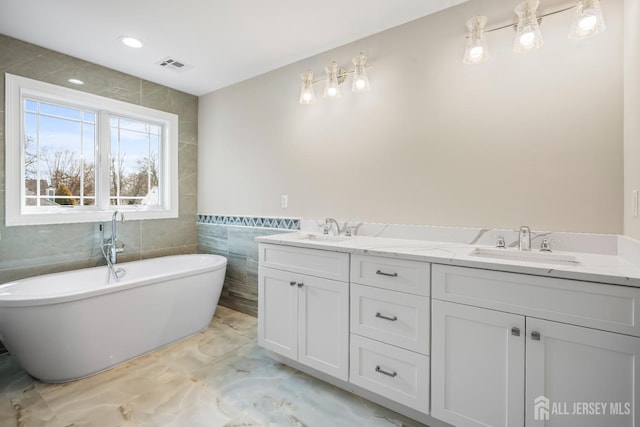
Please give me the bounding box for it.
[470,247,580,266]
[293,233,352,242]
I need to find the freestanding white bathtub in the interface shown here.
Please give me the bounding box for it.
[0,254,227,383]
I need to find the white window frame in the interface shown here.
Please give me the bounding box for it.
[5,73,179,226]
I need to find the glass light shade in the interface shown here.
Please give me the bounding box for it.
[299,70,316,105]
[352,53,370,93]
[463,16,489,64]
[513,0,544,53]
[324,62,341,99]
[569,0,606,40]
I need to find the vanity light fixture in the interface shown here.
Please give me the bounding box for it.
[324,62,343,99]
[352,53,371,93]
[298,52,372,105]
[120,36,144,49]
[463,16,490,64]
[463,0,606,64]
[514,0,544,53]
[569,0,606,39]
[299,70,316,104]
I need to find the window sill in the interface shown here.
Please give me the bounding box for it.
[6,206,179,226]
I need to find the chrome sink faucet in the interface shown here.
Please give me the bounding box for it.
[322,218,344,235]
[519,226,531,251]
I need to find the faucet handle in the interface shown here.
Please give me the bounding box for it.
[540,238,552,252]
[496,235,506,249]
[344,224,361,237]
[319,222,331,235]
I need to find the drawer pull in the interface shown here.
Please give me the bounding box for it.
[375,365,397,378]
[297,282,304,288]
[376,270,398,278]
[531,331,541,341]
[289,281,297,287]
[375,312,398,322]
[511,327,520,336]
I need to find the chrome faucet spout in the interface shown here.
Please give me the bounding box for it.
[324,218,344,236]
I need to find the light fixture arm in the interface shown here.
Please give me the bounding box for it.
[463,0,605,64]
[478,5,577,35]
[304,65,373,86]
[298,52,372,104]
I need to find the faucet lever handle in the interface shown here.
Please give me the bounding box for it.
[344,225,359,237]
[319,223,331,235]
[540,238,552,252]
[496,235,506,249]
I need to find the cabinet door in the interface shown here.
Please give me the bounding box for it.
[526,319,640,427]
[258,267,298,360]
[431,300,525,427]
[298,274,349,381]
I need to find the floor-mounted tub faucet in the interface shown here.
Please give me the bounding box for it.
[110,211,125,263]
[99,211,126,281]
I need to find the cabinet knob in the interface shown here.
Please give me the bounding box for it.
[297,282,304,288]
[511,327,520,336]
[375,365,397,378]
[289,281,297,287]
[531,331,541,341]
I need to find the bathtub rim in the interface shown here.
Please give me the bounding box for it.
[0,254,227,308]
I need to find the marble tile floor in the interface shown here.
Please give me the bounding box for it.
[0,306,428,427]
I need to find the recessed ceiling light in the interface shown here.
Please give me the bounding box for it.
[68,78,84,85]
[120,36,144,48]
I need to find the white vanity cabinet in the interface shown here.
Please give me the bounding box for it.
[349,254,431,414]
[431,300,525,427]
[258,243,350,381]
[431,264,640,427]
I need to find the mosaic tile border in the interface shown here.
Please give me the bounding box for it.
[197,215,300,230]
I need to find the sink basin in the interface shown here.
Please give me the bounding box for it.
[293,233,352,242]
[470,248,580,266]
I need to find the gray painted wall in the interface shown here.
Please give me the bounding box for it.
[0,35,198,283]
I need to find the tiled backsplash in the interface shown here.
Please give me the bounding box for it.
[196,216,299,316]
[197,215,300,230]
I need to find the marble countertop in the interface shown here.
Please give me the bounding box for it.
[256,232,640,288]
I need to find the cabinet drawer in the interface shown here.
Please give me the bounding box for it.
[259,243,349,282]
[350,254,430,296]
[350,334,429,414]
[351,284,429,355]
[432,264,640,337]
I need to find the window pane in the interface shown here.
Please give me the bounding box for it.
[109,115,162,207]
[25,99,37,113]
[23,99,96,208]
[39,102,82,121]
[83,111,95,124]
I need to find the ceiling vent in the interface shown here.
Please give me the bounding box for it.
[156,57,194,73]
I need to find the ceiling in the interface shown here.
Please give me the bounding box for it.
[0,0,469,96]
